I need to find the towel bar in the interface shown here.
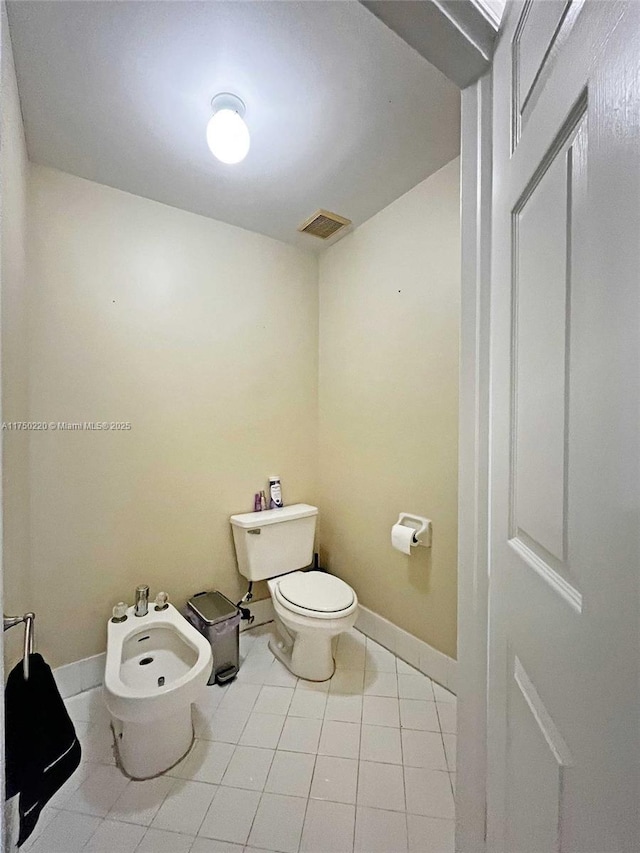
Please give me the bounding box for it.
[3,612,35,680]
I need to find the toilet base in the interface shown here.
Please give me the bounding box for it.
[111,706,195,780]
[269,618,336,682]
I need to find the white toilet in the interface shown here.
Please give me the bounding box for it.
[230,504,358,681]
[104,602,212,779]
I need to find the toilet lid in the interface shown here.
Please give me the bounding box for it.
[277,571,355,613]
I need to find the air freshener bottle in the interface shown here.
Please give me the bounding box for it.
[260,490,267,511]
[254,492,262,512]
[269,476,283,508]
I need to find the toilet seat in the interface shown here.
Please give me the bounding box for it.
[273,571,357,620]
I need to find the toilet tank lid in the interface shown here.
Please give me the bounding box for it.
[230,503,318,529]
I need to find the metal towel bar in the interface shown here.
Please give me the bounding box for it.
[3,612,35,680]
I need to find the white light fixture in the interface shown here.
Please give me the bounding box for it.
[206,93,250,165]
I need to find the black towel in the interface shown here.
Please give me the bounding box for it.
[5,653,82,847]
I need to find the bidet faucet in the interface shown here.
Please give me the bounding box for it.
[134,585,150,617]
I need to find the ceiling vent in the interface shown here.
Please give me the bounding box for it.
[298,209,351,240]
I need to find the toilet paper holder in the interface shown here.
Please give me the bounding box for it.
[396,513,432,548]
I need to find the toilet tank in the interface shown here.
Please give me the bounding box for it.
[230,504,318,582]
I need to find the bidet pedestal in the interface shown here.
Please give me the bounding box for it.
[111,706,194,780]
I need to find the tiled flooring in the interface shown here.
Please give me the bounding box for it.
[27,625,456,853]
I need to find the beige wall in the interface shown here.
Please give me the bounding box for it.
[19,155,459,669]
[318,158,460,659]
[1,3,31,669]
[27,166,318,667]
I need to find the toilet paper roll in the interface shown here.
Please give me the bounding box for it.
[391,523,416,555]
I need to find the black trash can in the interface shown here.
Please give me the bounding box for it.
[185,591,241,685]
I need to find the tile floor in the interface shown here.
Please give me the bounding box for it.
[28,625,456,853]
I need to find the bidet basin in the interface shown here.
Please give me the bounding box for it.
[120,626,199,689]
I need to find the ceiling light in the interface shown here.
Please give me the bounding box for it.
[206,93,250,165]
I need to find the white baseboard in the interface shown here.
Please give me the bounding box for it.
[355,605,457,694]
[54,652,106,700]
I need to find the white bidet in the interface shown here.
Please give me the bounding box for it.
[104,602,212,779]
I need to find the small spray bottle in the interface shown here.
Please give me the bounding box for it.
[269,476,283,508]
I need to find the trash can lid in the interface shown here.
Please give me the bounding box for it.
[187,591,239,626]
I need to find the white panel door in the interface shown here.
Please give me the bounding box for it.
[488,2,639,852]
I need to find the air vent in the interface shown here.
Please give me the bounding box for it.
[298,209,351,240]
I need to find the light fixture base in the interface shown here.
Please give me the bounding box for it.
[211,93,246,118]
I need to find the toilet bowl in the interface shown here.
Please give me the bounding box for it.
[104,602,212,780]
[268,571,358,681]
[230,503,359,682]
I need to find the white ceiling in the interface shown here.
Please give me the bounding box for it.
[8,1,460,251]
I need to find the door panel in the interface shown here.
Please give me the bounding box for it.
[511,105,587,603]
[514,132,571,565]
[512,0,586,147]
[516,0,572,106]
[505,655,571,853]
[489,2,639,851]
